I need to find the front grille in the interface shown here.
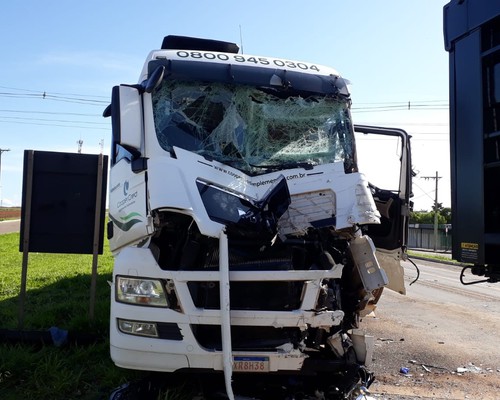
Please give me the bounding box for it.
[192,325,302,351]
[201,244,295,271]
[187,281,304,311]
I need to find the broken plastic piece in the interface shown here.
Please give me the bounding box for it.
[49,326,68,347]
[350,236,388,291]
[456,363,482,374]
[355,395,376,400]
[350,329,375,366]
[355,385,376,400]
[197,175,291,240]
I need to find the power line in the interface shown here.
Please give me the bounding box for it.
[0,91,107,106]
[356,132,448,136]
[0,109,100,117]
[412,180,437,203]
[2,84,450,110]
[352,107,449,114]
[0,85,109,106]
[0,118,109,130]
[354,99,448,105]
[0,85,108,99]
[0,115,108,125]
[355,121,448,126]
[0,101,108,130]
[351,100,449,113]
[353,99,448,105]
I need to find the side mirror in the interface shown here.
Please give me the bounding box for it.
[102,104,111,118]
[144,65,165,93]
[106,85,143,164]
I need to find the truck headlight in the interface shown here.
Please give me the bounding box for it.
[117,319,159,338]
[116,276,168,307]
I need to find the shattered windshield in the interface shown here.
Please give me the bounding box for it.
[152,80,355,175]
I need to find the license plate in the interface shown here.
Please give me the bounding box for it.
[233,356,269,372]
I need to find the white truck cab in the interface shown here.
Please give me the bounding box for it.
[104,35,412,398]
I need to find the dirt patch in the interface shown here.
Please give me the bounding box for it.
[0,208,21,220]
[371,372,500,400]
[363,289,500,399]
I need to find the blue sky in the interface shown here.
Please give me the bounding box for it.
[0,0,450,210]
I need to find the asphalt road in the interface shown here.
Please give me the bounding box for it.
[0,219,20,234]
[365,257,500,399]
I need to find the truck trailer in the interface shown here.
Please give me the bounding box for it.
[104,35,412,398]
[444,0,500,284]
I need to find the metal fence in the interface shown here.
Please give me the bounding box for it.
[408,224,452,251]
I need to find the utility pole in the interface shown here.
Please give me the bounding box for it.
[423,171,442,251]
[0,148,11,207]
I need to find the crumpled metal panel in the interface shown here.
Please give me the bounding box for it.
[278,190,336,236]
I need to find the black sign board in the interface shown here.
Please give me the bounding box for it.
[19,150,108,254]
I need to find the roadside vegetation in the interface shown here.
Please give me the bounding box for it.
[408,249,458,264]
[0,231,200,400]
[410,206,452,225]
[0,232,141,399]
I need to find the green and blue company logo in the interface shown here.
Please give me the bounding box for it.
[117,180,138,209]
[110,180,142,231]
[109,211,143,232]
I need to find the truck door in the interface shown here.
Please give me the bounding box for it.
[354,125,413,294]
[105,85,151,252]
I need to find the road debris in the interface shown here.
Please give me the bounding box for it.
[408,359,449,372]
[456,363,482,374]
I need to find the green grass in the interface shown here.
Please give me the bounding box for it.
[0,232,141,400]
[0,233,113,332]
[407,249,460,264]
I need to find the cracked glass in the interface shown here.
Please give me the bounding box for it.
[152,80,355,175]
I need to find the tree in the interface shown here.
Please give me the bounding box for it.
[411,202,452,225]
[410,210,447,225]
[440,207,452,224]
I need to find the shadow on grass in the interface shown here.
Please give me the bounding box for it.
[0,273,144,400]
[0,271,112,335]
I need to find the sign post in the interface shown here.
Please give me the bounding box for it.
[19,150,108,327]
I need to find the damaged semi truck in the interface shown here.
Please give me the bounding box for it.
[104,35,412,398]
